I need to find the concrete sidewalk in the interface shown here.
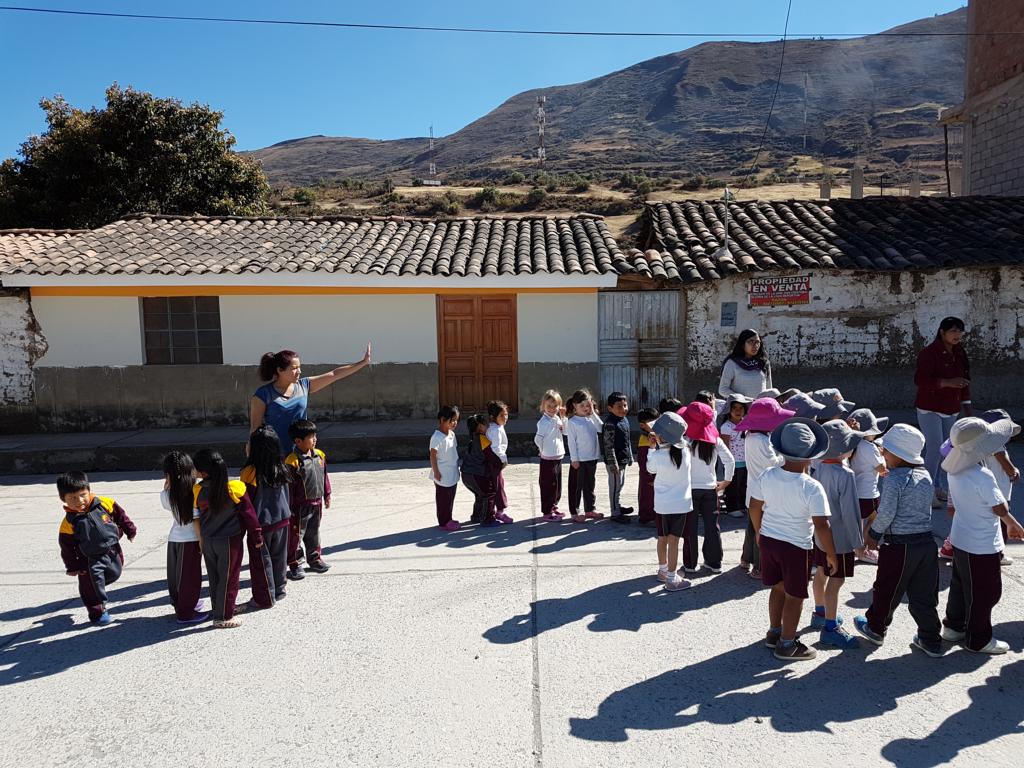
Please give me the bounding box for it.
[0,408,952,475]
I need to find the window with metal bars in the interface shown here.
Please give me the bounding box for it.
[141,296,223,365]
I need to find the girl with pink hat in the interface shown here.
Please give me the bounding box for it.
[735,398,796,578]
[681,401,735,575]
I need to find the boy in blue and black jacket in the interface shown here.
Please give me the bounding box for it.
[57,471,136,625]
[602,392,634,523]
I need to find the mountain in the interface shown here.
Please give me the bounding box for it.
[249,9,966,185]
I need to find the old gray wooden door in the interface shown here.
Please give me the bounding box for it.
[598,291,680,410]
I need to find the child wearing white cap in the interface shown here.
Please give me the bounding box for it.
[854,424,944,657]
[940,416,1024,654]
[748,417,837,662]
[849,408,890,566]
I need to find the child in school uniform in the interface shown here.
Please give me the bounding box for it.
[535,390,568,521]
[462,414,498,526]
[636,407,660,526]
[566,389,605,523]
[719,394,752,518]
[241,425,293,607]
[603,391,634,523]
[57,471,137,626]
[161,451,207,624]
[853,424,944,657]
[940,416,1024,654]
[735,397,794,578]
[648,412,694,592]
[429,406,462,532]
[848,408,889,566]
[810,421,864,649]
[286,419,333,578]
[748,417,837,661]
[979,409,1021,566]
[486,400,514,524]
[681,401,734,575]
[193,449,262,629]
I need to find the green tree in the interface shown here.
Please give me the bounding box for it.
[0,84,269,229]
[293,187,317,205]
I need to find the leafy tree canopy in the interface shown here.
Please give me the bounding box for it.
[0,84,269,229]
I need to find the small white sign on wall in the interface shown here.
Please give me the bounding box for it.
[721,302,738,327]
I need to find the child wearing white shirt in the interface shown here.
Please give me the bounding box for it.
[566,389,605,523]
[681,401,734,574]
[535,390,568,521]
[486,400,513,524]
[430,406,462,532]
[647,413,694,592]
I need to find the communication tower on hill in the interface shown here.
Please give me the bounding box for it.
[536,95,547,165]
[422,125,442,186]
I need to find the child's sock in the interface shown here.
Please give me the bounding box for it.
[770,626,782,634]
[825,619,839,631]
[814,605,825,616]
[780,638,796,648]
[658,563,668,572]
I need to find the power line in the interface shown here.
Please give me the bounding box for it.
[746,0,793,179]
[0,5,1019,38]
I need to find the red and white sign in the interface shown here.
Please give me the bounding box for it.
[748,275,811,307]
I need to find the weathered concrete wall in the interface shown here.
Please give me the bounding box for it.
[0,288,48,429]
[517,363,599,416]
[32,296,144,366]
[684,267,1024,409]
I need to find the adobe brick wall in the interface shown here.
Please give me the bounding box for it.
[966,0,1024,97]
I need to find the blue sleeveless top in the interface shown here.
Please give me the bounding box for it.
[254,377,310,452]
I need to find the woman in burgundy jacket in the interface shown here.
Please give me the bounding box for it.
[914,316,972,504]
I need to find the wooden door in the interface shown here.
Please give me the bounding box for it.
[599,291,680,410]
[437,295,518,413]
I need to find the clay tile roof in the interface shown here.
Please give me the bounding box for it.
[0,212,624,280]
[636,197,1024,283]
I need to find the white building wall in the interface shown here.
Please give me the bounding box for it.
[0,290,48,404]
[517,293,598,362]
[32,296,144,367]
[218,294,438,364]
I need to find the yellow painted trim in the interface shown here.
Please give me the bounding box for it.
[30,286,599,297]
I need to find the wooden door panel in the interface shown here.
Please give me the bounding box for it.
[438,295,517,413]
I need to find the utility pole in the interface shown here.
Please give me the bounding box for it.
[536,95,547,166]
[802,72,808,152]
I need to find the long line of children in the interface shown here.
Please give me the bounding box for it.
[56,419,332,629]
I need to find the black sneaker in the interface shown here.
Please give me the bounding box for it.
[307,559,330,574]
[612,514,633,524]
[619,506,635,515]
[275,590,287,601]
[773,640,817,661]
[286,566,305,581]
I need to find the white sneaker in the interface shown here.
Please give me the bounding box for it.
[657,569,669,582]
[941,626,966,643]
[704,562,723,574]
[1000,554,1014,567]
[664,576,693,592]
[969,638,1009,655]
[681,565,700,574]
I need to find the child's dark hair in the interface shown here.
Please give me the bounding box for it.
[288,419,318,441]
[245,425,291,487]
[193,449,229,514]
[637,407,659,424]
[486,400,508,421]
[607,391,627,407]
[438,405,460,421]
[258,349,298,382]
[669,445,684,469]
[693,391,716,407]
[689,439,716,465]
[658,397,682,414]
[566,388,592,414]
[162,451,196,525]
[56,471,90,497]
[466,413,487,435]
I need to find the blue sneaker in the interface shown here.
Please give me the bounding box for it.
[93,611,112,626]
[810,612,844,629]
[853,615,884,646]
[820,626,860,649]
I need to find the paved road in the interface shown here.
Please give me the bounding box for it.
[2,451,1023,767]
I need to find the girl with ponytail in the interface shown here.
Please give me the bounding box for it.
[161,451,207,624]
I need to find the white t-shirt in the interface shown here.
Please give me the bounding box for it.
[486,423,509,463]
[949,464,1008,555]
[982,454,1014,502]
[429,429,460,487]
[850,439,883,499]
[161,489,200,543]
[647,443,693,515]
[689,438,736,490]
[744,432,784,506]
[535,414,567,459]
[749,466,830,550]
[720,421,745,463]
[566,414,603,462]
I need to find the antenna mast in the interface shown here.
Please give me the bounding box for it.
[536,95,547,166]
[802,72,808,151]
[428,124,437,179]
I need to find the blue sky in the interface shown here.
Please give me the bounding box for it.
[0,0,964,158]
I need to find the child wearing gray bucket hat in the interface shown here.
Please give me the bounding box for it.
[809,421,864,649]
[853,423,945,657]
[648,412,694,592]
[849,408,889,567]
[748,418,837,661]
[940,417,1024,654]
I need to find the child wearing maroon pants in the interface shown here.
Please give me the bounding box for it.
[462,415,498,526]
[161,451,206,624]
[748,418,836,662]
[242,426,293,608]
[566,389,604,523]
[286,419,333,578]
[57,471,137,626]
[535,390,568,521]
[430,406,461,531]
[854,424,943,656]
[193,449,262,629]
[636,408,660,526]
[940,417,1024,654]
